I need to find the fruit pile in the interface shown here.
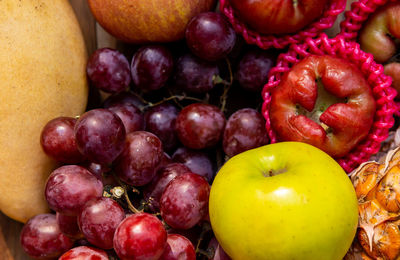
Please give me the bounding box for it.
[19,9,272,260]
[13,0,400,259]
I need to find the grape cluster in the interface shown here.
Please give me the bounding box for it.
[21,11,273,260]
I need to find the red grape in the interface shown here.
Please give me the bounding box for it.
[143,163,191,212]
[160,173,210,230]
[172,147,215,182]
[102,90,146,111]
[56,213,83,240]
[40,117,85,164]
[108,104,145,134]
[113,213,167,260]
[160,234,196,260]
[45,165,103,216]
[186,12,236,62]
[59,246,108,260]
[236,49,275,92]
[78,197,125,249]
[176,103,226,149]
[159,152,173,168]
[174,53,219,93]
[145,103,179,152]
[208,237,231,260]
[131,45,174,91]
[20,214,73,259]
[75,109,126,164]
[115,131,163,186]
[223,108,268,157]
[87,48,131,93]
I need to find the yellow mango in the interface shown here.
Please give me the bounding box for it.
[0,0,88,223]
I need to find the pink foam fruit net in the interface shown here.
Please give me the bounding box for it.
[261,34,397,173]
[219,0,346,50]
[339,0,400,115]
[339,0,396,41]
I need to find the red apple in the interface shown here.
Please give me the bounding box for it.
[384,62,400,97]
[88,0,216,43]
[229,0,328,35]
[359,2,400,63]
[269,55,376,158]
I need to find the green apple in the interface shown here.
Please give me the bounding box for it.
[209,142,358,260]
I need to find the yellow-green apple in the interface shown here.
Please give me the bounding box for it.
[209,142,358,260]
[228,0,328,35]
[87,0,216,43]
[359,2,400,63]
[384,62,400,97]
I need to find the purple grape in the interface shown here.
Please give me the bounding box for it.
[78,197,125,249]
[102,91,146,111]
[40,117,85,164]
[223,108,269,157]
[45,165,104,216]
[236,49,275,92]
[160,234,196,260]
[160,173,210,230]
[56,213,83,240]
[131,45,174,91]
[20,214,73,259]
[87,48,131,93]
[176,103,226,150]
[208,237,231,260]
[145,103,179,152]
[108,104,145,134]
[172,147,215,182]
[74,109,126,164]
[186,12,236,62]
[174,53,219,93]
[115,131,163,186]
[143,163,191,212]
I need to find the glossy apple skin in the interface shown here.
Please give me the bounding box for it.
[384,62,400,97]
[88,0,216,43]
[229,0,328,35]
[209,142,358,260]
[269,55,375,158]
[359,2,400,63]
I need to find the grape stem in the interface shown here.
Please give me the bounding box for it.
[145,94,205,109]
[131,89,206,109]
[112,173,142,214]
[219,58,234,113]
[195,222,212,253]
[123,190,141,214]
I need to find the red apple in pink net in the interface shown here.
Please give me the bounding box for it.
[384,62,400,98]
[228,0,328,35]
[359,2,400,63]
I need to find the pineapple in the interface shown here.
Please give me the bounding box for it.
[346,146,400,260]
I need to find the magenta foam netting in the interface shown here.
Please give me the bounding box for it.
[261,34,397,173]
[339,0,396,41]
[339,0,400,115]
[219,0,346,50]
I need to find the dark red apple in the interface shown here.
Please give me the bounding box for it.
[229,0,328,35]
[88,0,216,43]
[359,2,400,63]
[269,55,376,158]
[384,62,400,98]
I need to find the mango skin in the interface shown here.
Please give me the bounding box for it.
[0,0,88,223]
